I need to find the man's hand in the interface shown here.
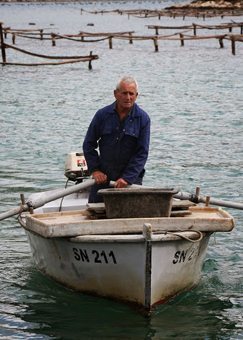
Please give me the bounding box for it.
[114,178,128,188]
[92,171,107,184]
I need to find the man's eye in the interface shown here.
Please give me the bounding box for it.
[120,91,135,96]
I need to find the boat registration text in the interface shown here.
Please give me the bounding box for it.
[73,248,117,264]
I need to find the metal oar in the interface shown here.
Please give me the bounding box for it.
[0,180,242,222]
[0,179,95,221]
[111,182,243,210]
[174,191,243,210]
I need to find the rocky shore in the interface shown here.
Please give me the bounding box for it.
[167,0,243,10]
[0,0,242,8]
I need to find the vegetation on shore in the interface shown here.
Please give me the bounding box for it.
[168,0,243,10]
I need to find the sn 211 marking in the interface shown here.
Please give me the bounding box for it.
[73,248,117,264]
[172,247,198,264]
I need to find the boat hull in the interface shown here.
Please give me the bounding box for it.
[25,229,210,311]
[150,237,209,306]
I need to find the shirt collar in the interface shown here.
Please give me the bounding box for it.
[111,101,137,118]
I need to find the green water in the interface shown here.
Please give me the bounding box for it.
[0,1,242,338]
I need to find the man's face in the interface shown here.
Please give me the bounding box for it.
[114,82,138,112]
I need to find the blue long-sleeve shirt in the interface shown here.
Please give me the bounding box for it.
[83,101,150,184]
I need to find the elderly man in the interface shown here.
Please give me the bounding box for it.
[83,76,150,203]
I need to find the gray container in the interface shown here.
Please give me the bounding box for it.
[98,187,179,219]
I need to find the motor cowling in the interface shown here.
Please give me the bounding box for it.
[64,152,89,182]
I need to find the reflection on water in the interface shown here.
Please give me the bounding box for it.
[0,1,242,338]
[1,268,238,339]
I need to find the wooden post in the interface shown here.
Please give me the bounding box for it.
[231,36,236,55]
[12,33,16,45]
[241,25,243,35]
[195,187,200,201]
[205,196,210,207]
[180,33,184,47]
[143,223,152,311]
[219,37,224,48]
[155,27,159,35]
[88,51,93,70]
[51,33,56,46]
[153,37,159,52]
[193,23,197,36]
[4,28,8,39]
[40,29,43,40]
[20,193,25,206]
[108,36,113,49]
[0,22,6,64]
[129,32,133,44]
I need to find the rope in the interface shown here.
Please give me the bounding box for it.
[0,59,96,66]
[54,33,132,43]
[4,43,98,60]
[164,230,204,243]
[13,34,52,41]
[17,213,27,228]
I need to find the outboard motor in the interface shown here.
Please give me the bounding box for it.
[64,152,89,183]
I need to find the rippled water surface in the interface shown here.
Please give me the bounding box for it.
[0,1,242,338]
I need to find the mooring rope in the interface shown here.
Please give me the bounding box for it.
[164,230,204,243]
[4,43,98,60]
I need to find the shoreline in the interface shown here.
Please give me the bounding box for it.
[1,0,243,10]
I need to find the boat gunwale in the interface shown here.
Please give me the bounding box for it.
[68,230,208,243]
[23,205,234,239]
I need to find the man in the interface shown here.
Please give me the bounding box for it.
[83,76,150,202]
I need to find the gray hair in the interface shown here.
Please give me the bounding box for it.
[116,76,138,92]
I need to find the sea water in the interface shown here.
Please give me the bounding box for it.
[0,1,242,338]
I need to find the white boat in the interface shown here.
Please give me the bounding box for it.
[0,152,238,314]
[11,153,234,313]
[23,205,234,312]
